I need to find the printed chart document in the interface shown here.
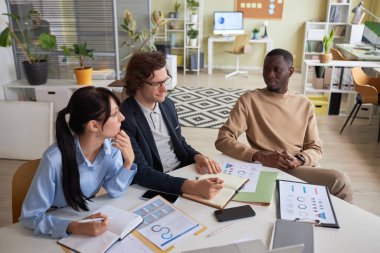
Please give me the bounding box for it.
[57,205,143,253]
[130,196,206,252]
[182,172,248,209]
[220,161,278,205]
[276,180,339,228]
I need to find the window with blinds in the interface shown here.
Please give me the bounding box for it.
[6,0,149,80]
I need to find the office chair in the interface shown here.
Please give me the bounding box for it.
[340,67,380,142]
[225,34,251,78]
[12,159,40,223]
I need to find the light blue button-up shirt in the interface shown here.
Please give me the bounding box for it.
[19,137,137,238]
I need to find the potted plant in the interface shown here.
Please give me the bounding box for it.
[61,42,95,85]
[174,0,181,19]
[168,1,180,29]
[187,28,198,47]
[252,28,260,40]
[319,29,334,63]
[120,9,167,62]
[187,0,199,23]
[0,11,57,85]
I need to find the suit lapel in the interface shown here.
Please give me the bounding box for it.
[130,97,161,161]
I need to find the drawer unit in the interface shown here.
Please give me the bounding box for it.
[307,95,329,116]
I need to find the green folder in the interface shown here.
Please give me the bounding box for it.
[233,171,278,206]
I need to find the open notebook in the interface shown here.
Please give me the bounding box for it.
[182,173,248,209]
[58,205,143,253]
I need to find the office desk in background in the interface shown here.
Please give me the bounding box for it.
[336,43,380,61]
[1,154,380,252]
[208,36,274,74]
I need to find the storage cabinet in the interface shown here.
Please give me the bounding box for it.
[3,79,112,120]
[326,0,351,24]
[302,1,352,63]
[302,60,380,115]
[153,0,203,75]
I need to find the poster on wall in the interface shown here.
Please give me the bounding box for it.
[236,0,284,19]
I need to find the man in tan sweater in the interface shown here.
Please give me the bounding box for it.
[215,48,353,202]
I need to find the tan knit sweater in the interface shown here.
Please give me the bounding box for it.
[215,88,322,166]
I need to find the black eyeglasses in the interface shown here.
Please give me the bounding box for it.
[144,75,172,90]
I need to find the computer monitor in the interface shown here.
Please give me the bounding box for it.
[362,21,380,45]
[213,11,244,36]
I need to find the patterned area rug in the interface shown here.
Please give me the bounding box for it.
[168,87,250,128]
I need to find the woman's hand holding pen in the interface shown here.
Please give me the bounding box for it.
[113,130,135,169]
[67,213,110,237]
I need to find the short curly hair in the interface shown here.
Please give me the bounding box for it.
[123,51,167,96]
[265,48,293,67]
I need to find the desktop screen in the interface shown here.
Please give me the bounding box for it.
[362,21,380,45]
[213,11,244,35]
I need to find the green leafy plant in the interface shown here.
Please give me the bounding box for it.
[0,10,56,64]
[120,9,167,61]
[187,0,199,12]
[187,28,198,39]
[175,0,181,13]
[61,42,94,69]
[253,28,260,33]
[322,29,335,54]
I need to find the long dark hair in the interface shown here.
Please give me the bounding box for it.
[56,86,121,211]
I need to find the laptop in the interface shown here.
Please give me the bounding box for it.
[181,240,304,253]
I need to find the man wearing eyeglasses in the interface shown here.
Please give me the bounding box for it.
[120,52,223,199]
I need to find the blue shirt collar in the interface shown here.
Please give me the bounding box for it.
[75,136,112,167]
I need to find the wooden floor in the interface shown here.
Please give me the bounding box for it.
[1,69,379,228]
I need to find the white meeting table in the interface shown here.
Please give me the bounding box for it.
[1,154,380,252]
[208,36,274,74]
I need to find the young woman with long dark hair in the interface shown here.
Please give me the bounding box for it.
[20,86,137,238]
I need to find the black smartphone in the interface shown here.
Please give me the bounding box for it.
[141,190,179,203]
[214,205,256,222]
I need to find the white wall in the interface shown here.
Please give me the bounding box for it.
[0,1,16,100]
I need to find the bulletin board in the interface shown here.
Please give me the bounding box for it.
[236,0,284,19]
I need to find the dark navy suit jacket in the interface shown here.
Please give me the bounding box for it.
[120,96,199,194]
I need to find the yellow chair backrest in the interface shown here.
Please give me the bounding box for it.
[12,159,40,223]
[331,48,348,61]
[231,34,251,54]
[351,67,379,105]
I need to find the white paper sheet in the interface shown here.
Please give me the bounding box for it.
[278,180,336,225]
[221,161,262,193]
[132,197,200,250]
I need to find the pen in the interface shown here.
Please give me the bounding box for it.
[206,223,235,238]
[77,217,112,223]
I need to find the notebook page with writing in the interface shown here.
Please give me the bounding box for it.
[58,205,143,253]
[198,173,248,190]
[183,187,236,209]
[58,231,118,253]
[96,205,142,239]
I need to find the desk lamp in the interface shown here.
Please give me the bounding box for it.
[261,20,268,38]
[352,2,380,22]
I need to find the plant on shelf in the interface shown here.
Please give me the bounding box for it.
[187,0,199,23]
[174,0,181,18]
[319,29,334,63]
[187,28,198,47]
[252,28,260,40]
[0,10,57,85]
[61,42,95,85]
[120,9,167,62]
